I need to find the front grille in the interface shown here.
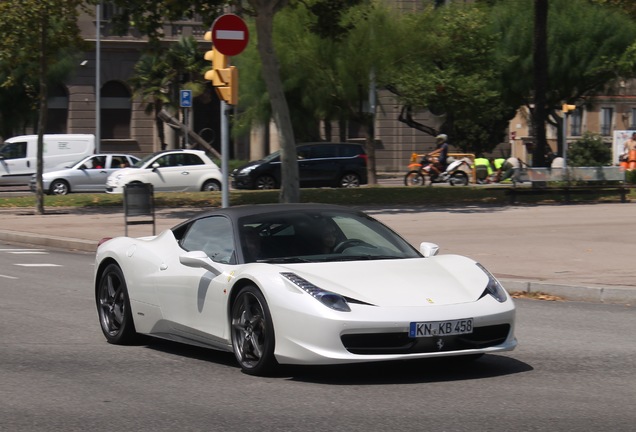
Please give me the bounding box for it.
[341,324,511,355]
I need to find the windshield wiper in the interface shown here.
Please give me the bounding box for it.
[259,257,312,264]
[326,255,401,262]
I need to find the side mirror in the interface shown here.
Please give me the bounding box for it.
[419,242,440,257]
[179,250,222,276]
[152,162,160,170]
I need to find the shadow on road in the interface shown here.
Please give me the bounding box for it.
[143,338,532,384]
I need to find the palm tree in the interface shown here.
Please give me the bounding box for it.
[129,52,174,150]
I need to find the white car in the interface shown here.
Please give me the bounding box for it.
[105,149,222,193]
[30,153,140,195]
[95,203,517,376]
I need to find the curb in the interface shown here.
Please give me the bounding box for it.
[501,279,635,306]
[0,230,97,253]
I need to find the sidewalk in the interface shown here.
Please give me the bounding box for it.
[1,203,634,305]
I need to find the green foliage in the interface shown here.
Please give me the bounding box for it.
[567,132,612,167]
[390,3,513,154]
[625,169,636,184]
[491,0,636,110]
[0,0,89,137]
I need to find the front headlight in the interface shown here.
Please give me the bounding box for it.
[281,272,351,312]
[239,165,258,175]
[476,263,508,303]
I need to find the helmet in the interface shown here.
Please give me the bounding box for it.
[435,134,448,143]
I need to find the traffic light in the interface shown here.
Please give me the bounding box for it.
[562,104,576,113]
[215,66,238,106]
[203,31,238,105]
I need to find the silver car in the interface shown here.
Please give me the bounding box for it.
[30,154,140,195]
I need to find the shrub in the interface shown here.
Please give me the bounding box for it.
[567,132,612,167]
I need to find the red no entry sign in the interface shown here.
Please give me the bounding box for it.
[211,14,249,56]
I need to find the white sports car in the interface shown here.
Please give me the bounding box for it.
[95,203,516,375]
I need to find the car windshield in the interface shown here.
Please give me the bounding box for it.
[134,153,157,168]
[261,150,281,163]
[238,209,421,264]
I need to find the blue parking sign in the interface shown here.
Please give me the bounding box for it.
[180,90,192,108]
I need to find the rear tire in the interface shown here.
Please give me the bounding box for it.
[404,170,425,186]
[339,173,361,188]
[96,263,140,345]
[450,171,469,186]
[201,179,221,192]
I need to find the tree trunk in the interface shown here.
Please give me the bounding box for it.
[35,10,49,215]
[532,0,549,168]
[251,0,299,203]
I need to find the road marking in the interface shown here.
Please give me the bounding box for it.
[15,264,62,267]
[0,274,18,279]
[0,248,47,252]
[9,251,48,255]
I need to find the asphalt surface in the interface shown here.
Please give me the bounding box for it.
[0,202,634,305]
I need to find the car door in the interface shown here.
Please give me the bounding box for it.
[73,155,109,192]
[148,153,206,191]
[298,144,339,186]
[155,216,235,341]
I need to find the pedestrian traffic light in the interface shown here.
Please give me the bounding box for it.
[215,66,238,106]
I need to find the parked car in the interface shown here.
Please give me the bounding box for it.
[94,203,517,376]
[105,149,223,193]
[231,142,368,190]
[29,153,140,195]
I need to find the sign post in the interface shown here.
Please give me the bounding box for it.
[210,14,249,208]
[180,90,192,148]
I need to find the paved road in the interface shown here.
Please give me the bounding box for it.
[2,246,635,431]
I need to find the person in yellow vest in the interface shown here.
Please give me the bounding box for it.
[473,157,492,183]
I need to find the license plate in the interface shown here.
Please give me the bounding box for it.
[409,318,474,338]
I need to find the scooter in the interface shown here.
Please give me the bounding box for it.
[404,157,471,186]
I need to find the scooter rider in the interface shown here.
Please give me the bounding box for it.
[427,134,449,179]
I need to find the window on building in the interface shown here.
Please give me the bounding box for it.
[570,109,582,136]
[100,81,131,139]
[601,107,613,136]
[46,84,68,134]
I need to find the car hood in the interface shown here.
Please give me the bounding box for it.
[280,255,489,307]
[233,160,266,174]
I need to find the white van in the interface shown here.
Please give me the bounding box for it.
[0,134,95,185]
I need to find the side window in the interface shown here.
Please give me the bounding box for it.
[153,155,171,167]
[340,145,362,158]
[111,156,126,168]
[183,153,205,165]
[0,142,27,159]
[309,145,334,159]
[82,156,104,169]
[180,216,235,264]
[297,146,311,160]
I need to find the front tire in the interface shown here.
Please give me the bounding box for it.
[231,286,278,375]
[96,263,140,345]
[255,175,277,190]
[404,170,425,186]
[50,179,70,195]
